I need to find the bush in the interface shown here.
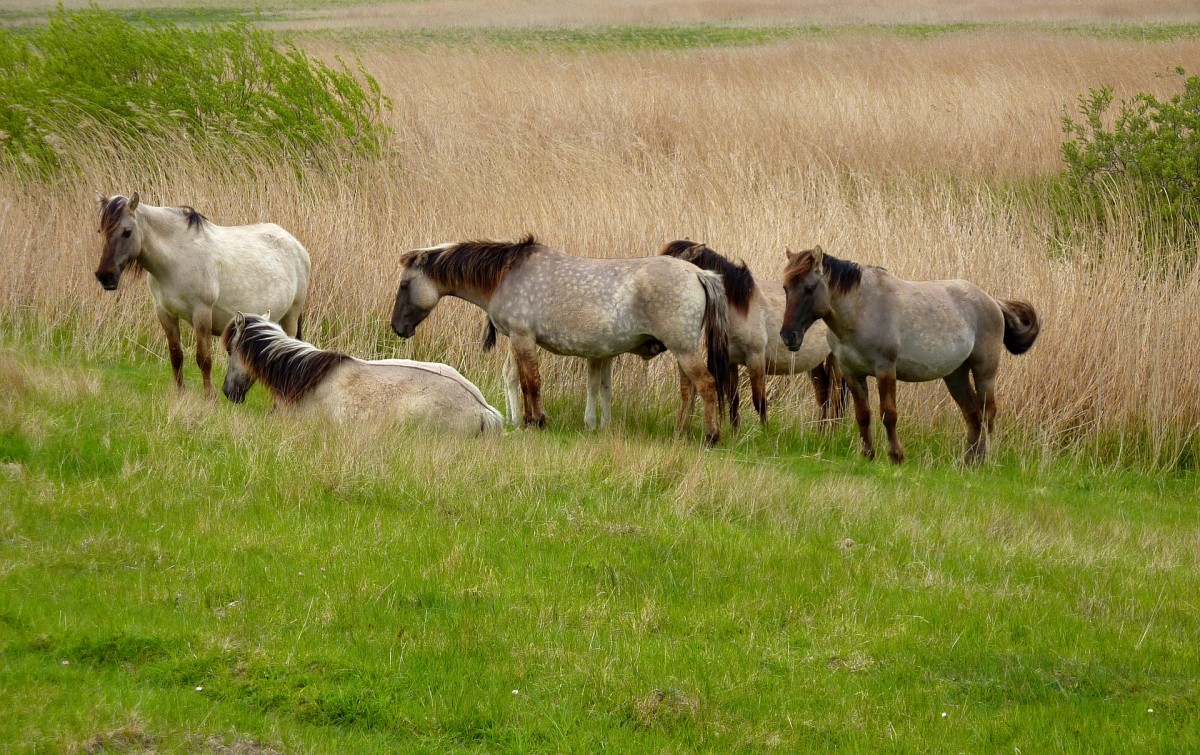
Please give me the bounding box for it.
[0,5,390,174]
[1058,68,1200,255]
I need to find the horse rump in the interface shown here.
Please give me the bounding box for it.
[999,299,1040,355]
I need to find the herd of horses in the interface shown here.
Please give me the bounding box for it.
[94,192,1040,463]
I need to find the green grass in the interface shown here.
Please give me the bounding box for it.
[2,344,1199,751]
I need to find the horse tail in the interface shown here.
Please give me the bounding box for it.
[999,299,1040,355]
[697,270,732,418]
[481,316,497,352]
[480,404,505,435]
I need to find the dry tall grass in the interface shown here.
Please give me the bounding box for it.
[2,32,1198,466]
[5,0,1197,24]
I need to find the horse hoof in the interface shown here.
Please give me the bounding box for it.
[888,450,905,464]
[526,416,547,429]
[704,432,720,447]
[862,448,876,461]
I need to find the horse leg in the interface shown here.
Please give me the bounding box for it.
[747,356,768,426]
[599,357,614,428]
[193,310,216,400]
[972,365,999,463]
[810,361,832,427]
[156,308,185,392]
[877,370,904,464]
[674,363,696,436]
[943,365,983,464]
[677,352,720,446]
[510,336,546,428]
[845,373,875,460]
[584,358,602,431]
[728,365,741,430]
[503,348,522,426]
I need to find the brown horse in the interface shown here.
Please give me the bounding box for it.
[780,246,1039,464]
[659,240,842,428]
[390,236,732,444]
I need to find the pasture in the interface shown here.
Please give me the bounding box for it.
[2,1,1200,750]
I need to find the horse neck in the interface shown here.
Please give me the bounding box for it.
[821,274,870,341]
[134,204,192,278]
[241,328,339,399]
[447,282,495,312]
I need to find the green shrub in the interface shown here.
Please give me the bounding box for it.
[0,5,390,174]
[1057,68,1199,255]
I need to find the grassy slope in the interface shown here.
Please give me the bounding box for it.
[2,348,1197,751]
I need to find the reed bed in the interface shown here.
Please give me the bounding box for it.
[2,31,1198,468]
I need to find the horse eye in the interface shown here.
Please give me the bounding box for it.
[121,229,132,238]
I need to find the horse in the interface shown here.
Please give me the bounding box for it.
[390,235,732,444]
[94,193,310,398]
[221,314,504,435]
[780,246,1039,464]
[659,240,844,428]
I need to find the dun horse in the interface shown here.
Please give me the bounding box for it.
[780,246,1039,464]
[94,193,310,398]
[222,314,503,435]
[390,236,732,444]
[660,240,843,428]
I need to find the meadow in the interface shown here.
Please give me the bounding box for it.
[2,2,1200,751]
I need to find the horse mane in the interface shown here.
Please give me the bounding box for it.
[659,240,756,315]
[176,206,208,230]
[223,316,350,404]
[783,248,863,295]
[401,234,540,294]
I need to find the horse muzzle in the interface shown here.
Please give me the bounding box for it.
[780,329,805,352]
[95,271,119,291]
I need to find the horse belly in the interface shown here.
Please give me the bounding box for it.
[895,335,974,382]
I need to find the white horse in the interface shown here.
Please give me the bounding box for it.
[94,193,310,398]
[222,314,504,435]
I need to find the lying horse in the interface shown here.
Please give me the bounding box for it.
[391,236,732,444]
[659,240,843,428]
[94,193,310,398]
[222,314,503,435]
[780,246,1039,464]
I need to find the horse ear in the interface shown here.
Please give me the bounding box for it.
[785,246,797,261]
[812,245,825,274]
[234,312,245,328]
[96,194,108,212]
[127,192,140,213]
[262,310,271,321]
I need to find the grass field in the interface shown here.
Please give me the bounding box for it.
[2,3,1200,750]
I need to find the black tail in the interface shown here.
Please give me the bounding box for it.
[481,316,497,352]
[1000,300,1039,355]
[696,270,732,420]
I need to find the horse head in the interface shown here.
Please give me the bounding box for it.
[391,251,444,339]
[94,192,143,290]
[780,245,831,351]
[221,312,256,403]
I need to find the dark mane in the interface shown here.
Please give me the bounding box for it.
[659,240,756,315]
[177,206,208,230]
[401,235,540,294]
[98,195,127,237]
[783,248,863,295]
[224,317,350,404]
